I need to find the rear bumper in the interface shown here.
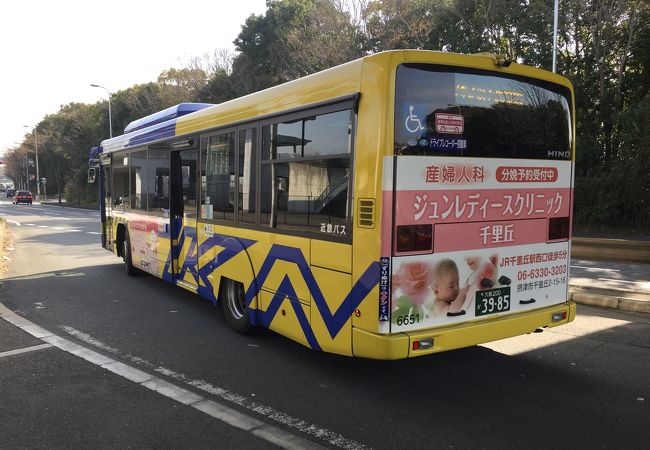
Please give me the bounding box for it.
[352,301,576,360]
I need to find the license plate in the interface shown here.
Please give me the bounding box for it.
[475,287,511,317]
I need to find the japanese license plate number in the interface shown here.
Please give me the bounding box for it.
[475,287,511,317]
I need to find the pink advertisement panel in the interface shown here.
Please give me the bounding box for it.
[382,157,573,333]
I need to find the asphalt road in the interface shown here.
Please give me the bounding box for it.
[1,201,649,449]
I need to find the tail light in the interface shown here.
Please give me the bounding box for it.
[549,216,570,241]
[396,224,433,253]
[413,338,434,350]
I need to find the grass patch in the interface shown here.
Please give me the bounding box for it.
[0,218,11,275]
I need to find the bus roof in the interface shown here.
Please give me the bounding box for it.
[99,103,213,154]
[124,103,213,133]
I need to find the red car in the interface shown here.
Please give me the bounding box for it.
[13,190,32,205]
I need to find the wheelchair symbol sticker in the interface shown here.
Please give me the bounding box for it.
[404,104,427,133]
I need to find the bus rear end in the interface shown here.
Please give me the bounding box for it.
[375,57,575,357]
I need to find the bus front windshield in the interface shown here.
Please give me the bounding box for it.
[394,64,573,160]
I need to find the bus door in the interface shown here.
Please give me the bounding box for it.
[101,161,112,250]
[170,149,200,290]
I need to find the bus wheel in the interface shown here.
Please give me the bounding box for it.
[222,278,251,334]
[123,231,137,277]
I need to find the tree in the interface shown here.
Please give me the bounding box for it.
[157,67,208,104]
[2,145,29,190]
[230,0,364,93]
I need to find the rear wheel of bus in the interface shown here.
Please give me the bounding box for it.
[122,230,137,277]
[221,278,251,334]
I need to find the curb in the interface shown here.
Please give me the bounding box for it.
[40,202,98,212]
[572,237,650,264]
[570,290,650,314]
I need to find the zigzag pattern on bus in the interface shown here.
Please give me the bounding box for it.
[163,224,381,349]
[245,244,381,340]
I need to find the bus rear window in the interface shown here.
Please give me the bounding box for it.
[394,64,572,160]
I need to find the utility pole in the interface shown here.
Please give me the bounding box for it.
[552,0,559,73]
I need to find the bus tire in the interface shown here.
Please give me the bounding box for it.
[221,278,251,334]
[123,230,137,277]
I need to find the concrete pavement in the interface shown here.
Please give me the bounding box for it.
[570,259,650,314]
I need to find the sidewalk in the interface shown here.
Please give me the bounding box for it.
[569,259,650,314]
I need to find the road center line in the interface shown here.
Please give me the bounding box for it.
[0,305,345,450]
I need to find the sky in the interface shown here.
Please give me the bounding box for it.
[0,0,268,155]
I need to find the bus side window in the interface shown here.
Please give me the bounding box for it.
[202,132,235,222]
[260,108,352,238]
[238,127,257,225]
[112,155,129,212]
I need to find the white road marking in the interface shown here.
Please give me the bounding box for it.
[60,325,120,353]
[3,271,85,281]
[571,265,621,272]
[0,313,352,449]
[5,219,21,226]
[0,343,52,359]
[596,278,637,284]
[0,209,32,216]
[61,325,365,449]
[86,231,102,235]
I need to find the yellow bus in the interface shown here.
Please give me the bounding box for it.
[90,50,576,359]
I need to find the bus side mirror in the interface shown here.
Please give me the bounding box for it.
[88,167,97,183]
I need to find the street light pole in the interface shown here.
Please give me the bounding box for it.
[552,0,559,73]
[91,84,113,138]
[23,125,40,199]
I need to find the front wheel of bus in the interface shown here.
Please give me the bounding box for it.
[123,231,137,277]
[222,278,251,334]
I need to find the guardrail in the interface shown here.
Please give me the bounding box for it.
[572,237,650,264]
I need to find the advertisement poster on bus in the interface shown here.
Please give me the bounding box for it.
[384,156,573,333]
[128,216,168,277]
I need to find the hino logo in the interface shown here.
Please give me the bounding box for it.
[547,150,570,158]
